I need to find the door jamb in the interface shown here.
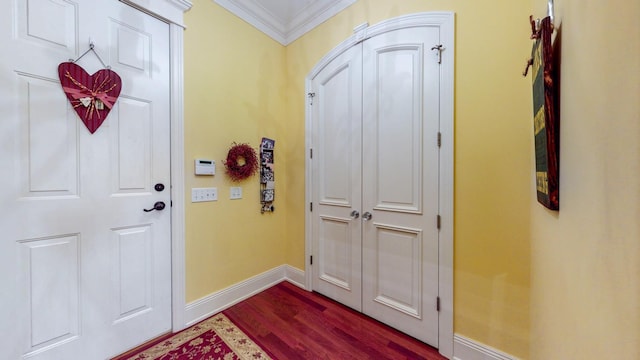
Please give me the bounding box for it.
[303,12,455,358]
[120,0,193,332]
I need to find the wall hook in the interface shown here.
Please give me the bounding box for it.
[69,40,110,69]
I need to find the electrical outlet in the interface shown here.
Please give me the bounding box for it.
[191,187,218,202]
[230,187,242,200]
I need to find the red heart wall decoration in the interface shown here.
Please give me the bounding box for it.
[58,62,122,134]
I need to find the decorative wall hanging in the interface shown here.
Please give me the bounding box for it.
[224,142,258,182]
[58,43,122,134]
[523,15,559,210]
[259,138,275,213]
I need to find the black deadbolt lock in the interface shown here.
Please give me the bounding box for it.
[155,183,165,192]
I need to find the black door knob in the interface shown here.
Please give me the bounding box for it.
[143,201,166,212]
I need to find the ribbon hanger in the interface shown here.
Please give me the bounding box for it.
[70,41,110,69]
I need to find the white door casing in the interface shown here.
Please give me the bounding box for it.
[305,13,455,358]
[0,0,191,358]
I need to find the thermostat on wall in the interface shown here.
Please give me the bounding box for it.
[195,159,215,175]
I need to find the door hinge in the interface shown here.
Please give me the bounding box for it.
[307,92,316,105]
[310,202,313,212]
[437,215,441,229]
[310,255,313,265]
[310,148,313,159]
[437,132,442,148]
[436,296,441,311]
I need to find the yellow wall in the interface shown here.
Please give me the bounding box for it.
[184,0,535,357]
[183,0,288,302]
[285,0,532,357]
[529,0,640,358]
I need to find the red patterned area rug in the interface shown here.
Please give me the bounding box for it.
[112,313,272,360]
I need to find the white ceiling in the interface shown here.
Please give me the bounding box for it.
[214,0,357,45]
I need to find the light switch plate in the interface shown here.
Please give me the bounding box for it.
[230,187,242,200]
[191,187,218,202]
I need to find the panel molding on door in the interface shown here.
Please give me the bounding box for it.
[368,43,425,214]
[317,215,356,290]
[369,223,423,319]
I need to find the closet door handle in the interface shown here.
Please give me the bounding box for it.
[350,210,360,219]
[362,212,372,221]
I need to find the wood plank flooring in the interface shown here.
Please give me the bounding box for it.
[223,281,446,360]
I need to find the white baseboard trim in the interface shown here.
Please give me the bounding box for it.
[453,334,519,360]
[284,265,306,289]
[184,265,307,326]
[185,267,523,360]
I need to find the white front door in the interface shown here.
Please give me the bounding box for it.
[310,26,441,346]
[0,1,172,358]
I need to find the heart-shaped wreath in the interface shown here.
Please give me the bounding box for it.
[58,62,122,134]
[224,143,258,181]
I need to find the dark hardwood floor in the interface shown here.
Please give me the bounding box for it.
[223,281,446,360]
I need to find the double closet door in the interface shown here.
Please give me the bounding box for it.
[310,26,441,346]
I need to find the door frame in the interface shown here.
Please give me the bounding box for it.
[120,0,192,333]
[304,12,455,358]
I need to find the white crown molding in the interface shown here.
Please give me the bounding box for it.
[214,0,356,46]
[284,0,356,45]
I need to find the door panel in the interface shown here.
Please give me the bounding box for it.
[311,44,363,311]
[0,1,171,358]
[18,235,80,353]
[110,97,153,193]
[370,224,423,318]
[317,216,355,289]
[111,225,154,321]
[370,45,424,213]
[362,26,440,346]
[18,73,79,197]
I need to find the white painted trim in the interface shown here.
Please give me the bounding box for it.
[304,78,314,292]
[284,0,356,45]
[453,335,520,360]
[213,0,356,45]
[214,0,287,44]
[184,265,301,326]
[437,12,456,360]
[121,0,192,332]
[307,12,455,79]
[168,22,188,332]
[122,0,192,28]
[284,265,306,289]
[304,12,455,359]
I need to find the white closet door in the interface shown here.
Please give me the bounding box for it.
[311,44,364,311]
[361,26,441,346]
[0,1,172,358]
